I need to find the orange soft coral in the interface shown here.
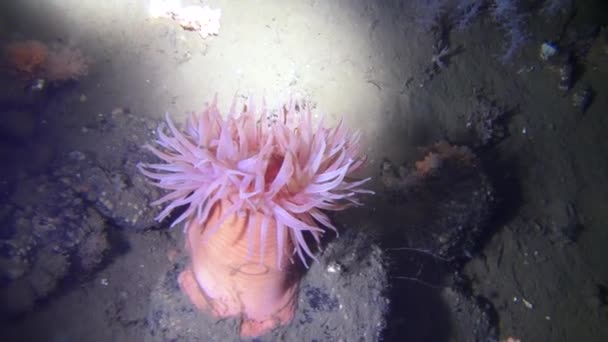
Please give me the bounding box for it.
[415,141,474,176]
[44,44,90,81]
[5,40,48,77]
[4,40,89,81]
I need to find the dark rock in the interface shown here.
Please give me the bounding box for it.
[0,109,36,141]
[0,174,109,318]
[381,142,495,261]
[53,151,161,230]
[439,287,497,341]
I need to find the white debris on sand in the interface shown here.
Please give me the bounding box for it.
[149,0,221,39]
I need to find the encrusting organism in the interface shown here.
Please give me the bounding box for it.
[4,39,89,82]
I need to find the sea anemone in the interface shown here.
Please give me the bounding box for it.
[139,96,372,267]
[138,95,372,336]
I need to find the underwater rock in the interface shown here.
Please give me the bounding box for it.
[462,88,512,148]
[558,58,575,93]
[0,174,109,318]
[53,151,161,231]
[0,278,37,316]
[146,230,389,342]
[571,84,593,113]
[439,287,497,341]
[0,109,36,141]
[584,283,607,311]
[0,69,45,107]
[76,165,155,230]
[384,277,497,341]
[542,199,584,245]
[76,208,110,271]
[379,141,498,339]
[49,109,163,230]
[27,246,71,298]
[380,142,495,261]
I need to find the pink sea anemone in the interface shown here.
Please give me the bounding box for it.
[138,96,372,336]
[139,96,372,267]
